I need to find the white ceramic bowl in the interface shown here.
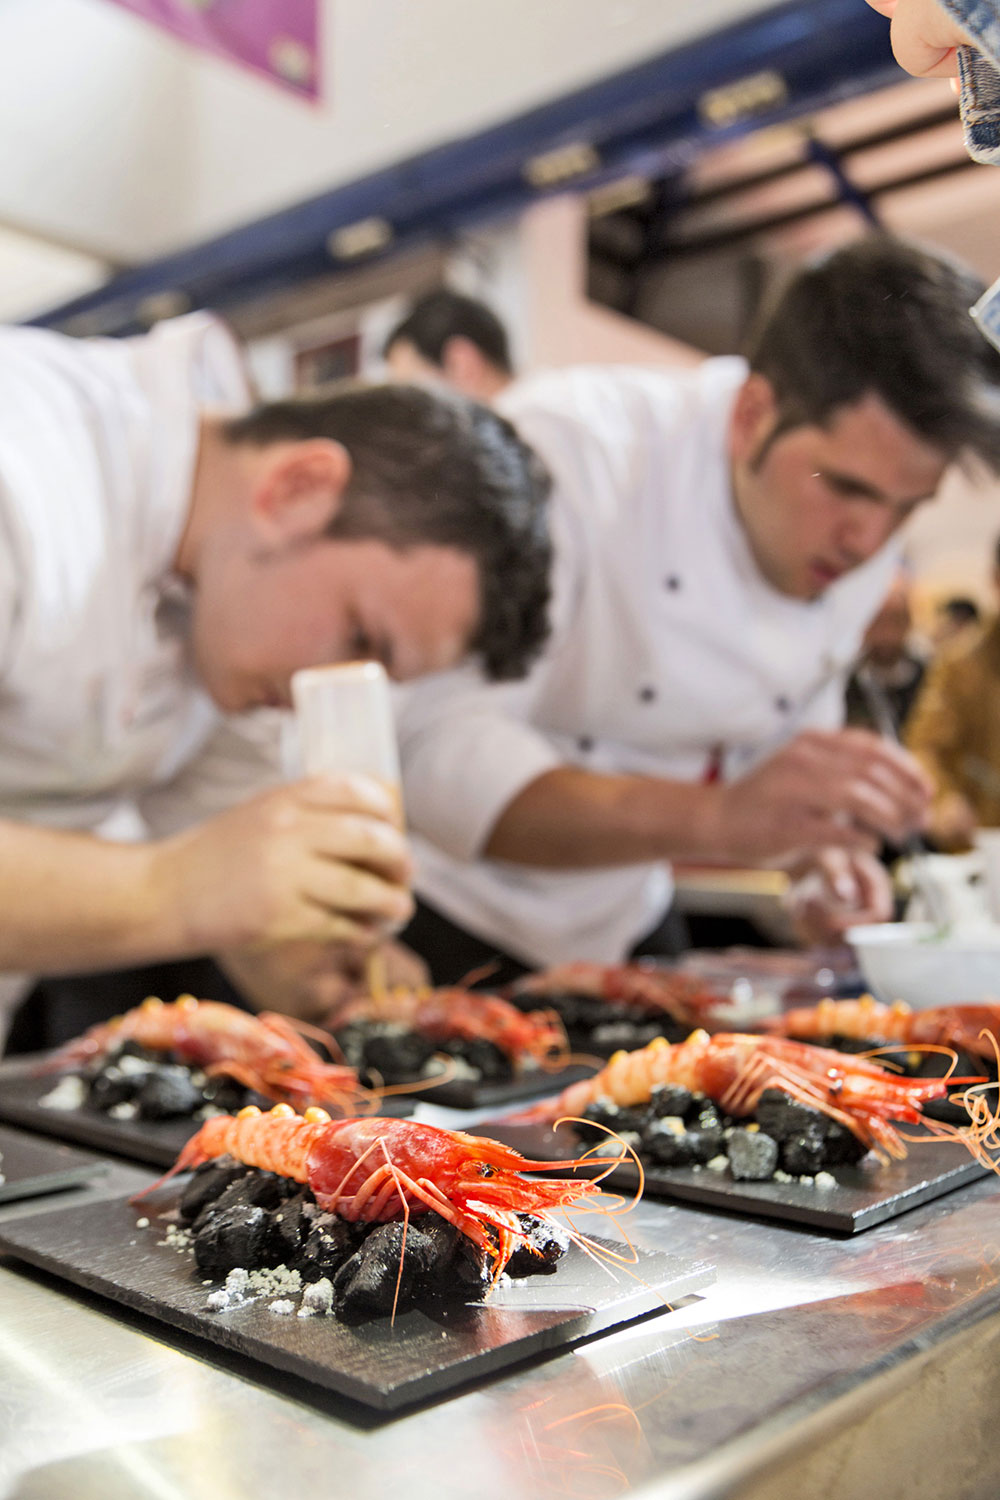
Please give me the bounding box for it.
[847,922,1000,1009]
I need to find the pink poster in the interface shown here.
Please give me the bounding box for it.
[104,0,320,99]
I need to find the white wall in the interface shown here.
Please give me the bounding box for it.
[0,0,783,262]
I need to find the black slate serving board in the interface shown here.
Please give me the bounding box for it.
[0,1194,713,1410]
[0,1057,413,1170]
[404,1061,596,1110]
[0,1123,109,1205]
[475,1117,986,1234]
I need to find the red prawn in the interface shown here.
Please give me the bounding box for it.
[40,995,371,1116]
[510,962,723,1029]
[327,985,569,1069]
[526,1029,968,1162]
[763,996,1000,1065]
[160,1103,631,1283]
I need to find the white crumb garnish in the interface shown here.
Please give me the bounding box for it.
[814,1171,837,1190]
[117,1054,152,1078]
[269,1299,295,1316]
[299,1278,333,1317]
[108,1101,138,1121]
[798,1175,814,1187]
[135,1217,150,1229]
[773,1169,793,1183]
[38,1076,87,1111]
[157,1223,194,1252]
[706,1155,729,1172]
[206,1289,232,1311]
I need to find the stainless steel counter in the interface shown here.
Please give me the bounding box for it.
[3,1133,1000,1500]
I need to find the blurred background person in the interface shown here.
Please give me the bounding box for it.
[845,570,928,734]
[383,289,515,404]
[389,239,1000,984]
[933,594,982,648]
[905,532,1000,849]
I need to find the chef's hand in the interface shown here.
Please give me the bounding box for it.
[928,788,979,850]
[155,773,414,957]
[712,729,932,860]
[217,938,429,1023]
[784,848,893,946]
[864,0,974,77]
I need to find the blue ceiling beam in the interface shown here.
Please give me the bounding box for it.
[33,0,904,335]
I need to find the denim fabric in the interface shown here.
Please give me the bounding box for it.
[939,3,1000,345]
[939,1,1000,162]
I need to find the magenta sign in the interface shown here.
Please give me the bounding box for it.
[103,0,320,99]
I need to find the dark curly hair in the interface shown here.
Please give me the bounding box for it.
[748,236,1000,469]
[223,383,551,680]
[384,288,513,374]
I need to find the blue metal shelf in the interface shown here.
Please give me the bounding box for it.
[34,0,902,335]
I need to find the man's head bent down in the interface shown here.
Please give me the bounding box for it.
[178,383,551,712]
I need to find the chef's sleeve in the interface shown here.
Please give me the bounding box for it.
[136,711,285,837]
[396,667,564,863]
[794,671,851,733]
[0,497,24,679]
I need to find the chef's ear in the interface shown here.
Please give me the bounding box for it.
[729,374,780,465]
[250,439,352,544]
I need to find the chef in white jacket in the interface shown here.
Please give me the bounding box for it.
[387,241,1000,978]
[0,312,550,1043]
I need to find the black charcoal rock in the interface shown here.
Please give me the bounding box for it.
[754,1088,865,1166]
[728,1128,779,1181]
[87,1067,149,1112]
[178,1156,252,1224]
[441,1037,513,1083]
[294,1213,356,1282]
[644,1121,717,1167]
[193,1203,272,1277]
[362,1030,437,1084]
[505,1214,570,1277]
[646,1083,694,1119]
[135,1065,203,1120]
[332,1222,428,1320]
[191,1169,288,1234]
[781,1125,829,1176]
[268,1189,313,1263]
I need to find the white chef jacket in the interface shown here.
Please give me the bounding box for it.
[397,358,900,969]
[0,314,284,1038]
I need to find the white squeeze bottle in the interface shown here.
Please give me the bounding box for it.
[290,661,404,1002]
[291,660,402,797]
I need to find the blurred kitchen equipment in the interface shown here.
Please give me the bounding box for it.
[852,664,952,934]
[975,829,1000,923]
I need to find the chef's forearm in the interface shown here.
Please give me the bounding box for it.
[0,819,188,973]
[483,767,723,867]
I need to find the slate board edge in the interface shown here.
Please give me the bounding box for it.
[0,1164,110,1206]
[0,1231,580,1409]
[0,1091,180,1168]
[476,1121,987,1234]
[0,1206,713,1412]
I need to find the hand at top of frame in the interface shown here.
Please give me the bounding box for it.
[865,0,975,78]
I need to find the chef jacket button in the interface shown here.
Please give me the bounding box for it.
[775,695,792,713]
[664,574,682,591]
[577,736,594,753]
[639,686,657,703]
